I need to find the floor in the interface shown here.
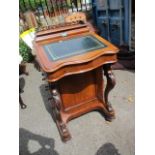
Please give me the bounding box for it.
[19,63,135,155]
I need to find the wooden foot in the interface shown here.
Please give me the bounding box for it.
[56,122,71,142]
[103,64,116,121]
[50,85,71,142]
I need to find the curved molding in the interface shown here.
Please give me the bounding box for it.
[43,49,118,73]
[47,54,117,82]
[34,31,119,73]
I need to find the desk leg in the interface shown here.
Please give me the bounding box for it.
[103,64,116,121]
[50,86,71,142]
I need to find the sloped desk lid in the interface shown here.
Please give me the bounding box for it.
[43,35,107,61]
[34,32,119,73]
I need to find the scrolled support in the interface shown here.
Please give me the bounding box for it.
[51,88,62,122]
[49,83,71,142]
[103,64,116,114]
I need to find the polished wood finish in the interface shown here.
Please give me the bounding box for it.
[34,23,119,142]
[65,12,87,23]
[36,23,88,37]
[47,54,117,82]
[34,32,118,73]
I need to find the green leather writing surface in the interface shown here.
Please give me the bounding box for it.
[43,35,107,61]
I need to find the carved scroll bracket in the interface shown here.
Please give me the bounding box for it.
[103,64,116,113]
[49,83,71,142]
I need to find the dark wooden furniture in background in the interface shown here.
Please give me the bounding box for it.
[19,63,28,109]
[34,22,119,142]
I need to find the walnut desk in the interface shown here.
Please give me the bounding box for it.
[34,25,119,142]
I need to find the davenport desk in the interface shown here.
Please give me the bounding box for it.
[34,23,119,142]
